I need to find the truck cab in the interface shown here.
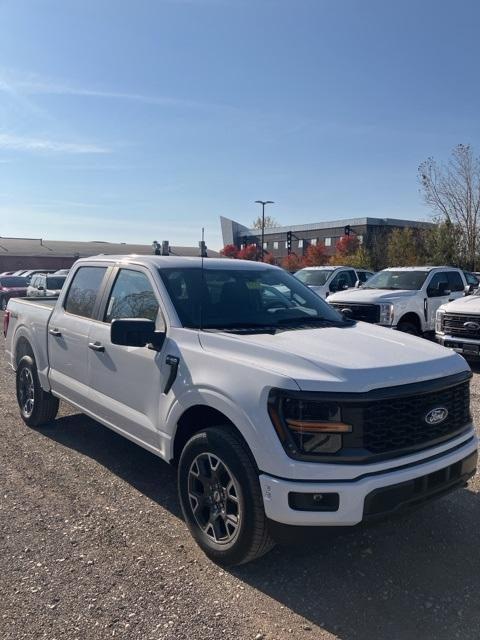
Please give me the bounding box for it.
[327,266,469,336]
[294,266,361,299]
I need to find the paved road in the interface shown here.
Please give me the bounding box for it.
[1,331,480,640]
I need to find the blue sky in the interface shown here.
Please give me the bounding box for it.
[0,0,479,249]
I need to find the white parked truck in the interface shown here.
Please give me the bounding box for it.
[294,266,373,299]
[436,288,480,358]
[4,256,477,565]
[327,266,473,336]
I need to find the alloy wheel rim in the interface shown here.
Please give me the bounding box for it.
[19,367,35,417]
[188,452,241,545]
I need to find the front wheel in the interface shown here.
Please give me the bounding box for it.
[397,321,421,336]
[16,355,59,427]
[178,427,274,566]
[0,297,6,311]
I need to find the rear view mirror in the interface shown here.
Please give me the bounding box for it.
[111,318,165,349]
[465,284,475,295]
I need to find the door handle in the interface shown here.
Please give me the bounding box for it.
[88,341,105,352]
[49,328,62,337]
[164,355,179,394]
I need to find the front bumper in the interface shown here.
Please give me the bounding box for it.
[437,334,480,357]
[259,435,477,526]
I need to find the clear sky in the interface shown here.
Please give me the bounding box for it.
[0,0,479,250]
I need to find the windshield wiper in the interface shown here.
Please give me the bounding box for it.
[202,323,277,334]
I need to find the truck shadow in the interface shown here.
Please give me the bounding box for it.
[40,411,480,640]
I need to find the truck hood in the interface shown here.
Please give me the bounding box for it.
[198,323,468,393]
[327,288,417,304]
[440,294,480,314]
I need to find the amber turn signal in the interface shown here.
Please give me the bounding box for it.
[285,420,352,433]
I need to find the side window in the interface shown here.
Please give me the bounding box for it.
[465,272,478,286]
[448,271,465,292]
[64,267,107,318]
[426,272,450,297]
[105,269,159,323]
[30,276,38,288]
[38,276,46,289]
[346,270,357,287]
[330,271,349,292]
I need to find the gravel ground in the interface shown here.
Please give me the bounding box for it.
[1,329,480,640]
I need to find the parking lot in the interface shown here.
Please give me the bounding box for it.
[1,327,480,640]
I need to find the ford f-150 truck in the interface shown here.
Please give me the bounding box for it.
[4,256,477,565]
[436,288,480,358]
[327,266,472,336]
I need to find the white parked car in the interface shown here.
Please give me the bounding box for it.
[436,288,480,358]
[327,266,471,336]
[26,273,67,298]
[294,266,373,299]
[4,256,477,565]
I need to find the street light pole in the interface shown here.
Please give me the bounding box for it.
[254,200,274,261]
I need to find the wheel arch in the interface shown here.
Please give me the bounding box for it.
[397,311,422,332]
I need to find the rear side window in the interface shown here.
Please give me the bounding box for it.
[64,267,107,318]
[104,269,159,323]
[448,271,465,292]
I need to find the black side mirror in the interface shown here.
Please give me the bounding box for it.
[111,318,165,349]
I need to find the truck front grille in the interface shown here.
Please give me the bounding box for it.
[329,302,380,323]
[361,381,471,455]
[444,313,480,340]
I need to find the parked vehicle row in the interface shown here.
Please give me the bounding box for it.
[27,274,67,298]
[294,266,374,299]
[4,255,477,565]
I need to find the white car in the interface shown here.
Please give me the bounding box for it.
[294,266,373,299]
[4,256,477,565]
[436,288,480,358]
[327,266,471,336]
[26,273,67,298]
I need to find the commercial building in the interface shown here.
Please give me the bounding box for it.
[0,237,219,273]
[220,215,433,266]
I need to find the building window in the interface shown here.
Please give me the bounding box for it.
[273,241,279,249]
[240,244,245,250]
[357,235,363,244]
[298,239,304,248]
[263,242,268,250]
[310,238,317,246]
[325,237,332,247]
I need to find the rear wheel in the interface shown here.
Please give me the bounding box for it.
[16,355,59,427]
[397,321,421,336]
[178,427,274,566]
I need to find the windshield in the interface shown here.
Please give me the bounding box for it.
[159,267,347,331]
[363,270,428,291]
[0,276,27,287]
[294,269,332,287]
[46,276,66,290]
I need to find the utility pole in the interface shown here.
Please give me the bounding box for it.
[254,200,274,261]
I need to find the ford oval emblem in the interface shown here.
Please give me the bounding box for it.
[464,321,480,331]
[425,407,449,425]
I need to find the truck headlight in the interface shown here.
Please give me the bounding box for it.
[379,303,394,325]
[436,310,445,334]
[268,391,352,458]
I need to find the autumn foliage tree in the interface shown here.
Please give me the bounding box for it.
[220,244,239,258]
[303,244,328,266]
[281,254,303,271]
[336,234,360,257]
[237,244,259,260]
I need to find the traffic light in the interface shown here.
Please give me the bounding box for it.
[344,225,351,236]
[286,230,292,255]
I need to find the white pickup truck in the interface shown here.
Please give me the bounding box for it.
[327,266,473,336]
[4,256,477,565]
[436,289,480,358]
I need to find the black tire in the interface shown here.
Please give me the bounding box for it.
[397,321,421,336]
[16,355,59,427]
[0,297,6,311]
[178,427,275,566]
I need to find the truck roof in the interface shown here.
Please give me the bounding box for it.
[382,266,461,272]
[75,254,280,270]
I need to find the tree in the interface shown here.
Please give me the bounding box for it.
[220,243,239,258]
[336,234,360,257]
[303,244,328,266]
[419,144,480,270]
[262,252,276,265]
[387,228,426,266]
[251,215,279,229]
[282,254,303,271]
[237,244,258,260]
[331,246,372,269]
[424,219,461,266]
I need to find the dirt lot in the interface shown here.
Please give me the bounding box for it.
[1,330,480,640]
